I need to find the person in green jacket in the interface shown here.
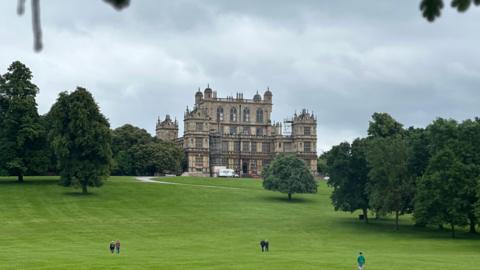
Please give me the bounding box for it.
[357,252,366,270]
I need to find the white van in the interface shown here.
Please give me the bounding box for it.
[218,169,239,178]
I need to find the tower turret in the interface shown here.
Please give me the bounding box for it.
[264,88,272,103]
[156,114,179,141]
[195,88,203,105]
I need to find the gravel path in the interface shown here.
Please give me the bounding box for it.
[135,176,242,190]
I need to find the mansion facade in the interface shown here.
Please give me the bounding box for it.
[156,87,317,176]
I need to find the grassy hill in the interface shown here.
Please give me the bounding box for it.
[0,176,479,269]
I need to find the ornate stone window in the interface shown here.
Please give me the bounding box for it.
[196,122,203,131]
[234,141,241,152]
[304,142,312,153]
[195,138,203,148]
[304,126,311,135]
[195,156,203,167]
[262,142,270,153]
[242,126,251,135]
[256,127,264,136]
[243,108,250,122]
[256,108,263,123]
[229,126,237,135]
[217,107,224,121]
[230,107,237,122]
[242,141,250,152]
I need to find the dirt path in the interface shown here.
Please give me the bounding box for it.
[135,176,243,190]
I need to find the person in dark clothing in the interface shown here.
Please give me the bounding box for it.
[109,241,115,254]
[264,240,269,252]
[260,240,266,252]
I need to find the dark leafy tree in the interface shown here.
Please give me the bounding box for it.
[453,120,480,233]
[426,118,458,154]
[111,124,152,175]
[425,118,480,233]
[405,127,431,178]
[129,141,184,176]
[104,0,130,10]
[367,112,404,139]
[47,87,112,194]
[317,153,328,177]
[0,61,47,182]
[420,0,480,22]
[366,135,415,230]
[263,154,317,200]
[414,149,472,237]
[326,138,370,223]
[110,124,184,176]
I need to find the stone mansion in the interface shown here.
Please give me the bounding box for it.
[156,86,317,176]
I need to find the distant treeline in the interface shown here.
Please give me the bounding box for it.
[0,61,184,188]
[320,112,480,237]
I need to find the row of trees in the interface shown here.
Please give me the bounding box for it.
[323,112,480,237]
[111,124,184,176]
[0,61,184,192]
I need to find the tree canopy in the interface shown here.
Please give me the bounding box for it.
[47,87,113,193]
[0,61,47,181]
[111,124,185,176]
[421,0,480,21]
[414,149,473,237]
[325,112,480,236]
[262,154,317,200]
[326,138,370,222]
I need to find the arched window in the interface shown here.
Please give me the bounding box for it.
[256,108,263,123]
[230,107,237,122]
[243,108,250,122]
[216,107,224,121]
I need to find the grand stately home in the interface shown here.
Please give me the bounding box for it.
[156,86,317,176]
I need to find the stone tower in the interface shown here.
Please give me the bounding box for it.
[156,115,179,141]
[291,109,317,174]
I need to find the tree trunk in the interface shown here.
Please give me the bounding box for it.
[469,217,477,234]
[451,224,456,238]
[82,182,88,194]
[362,208,369,224]
[288,193,292,200]
[395,210,399,230]
[18,173,24,183]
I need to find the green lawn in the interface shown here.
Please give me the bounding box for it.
[0,176,478,269]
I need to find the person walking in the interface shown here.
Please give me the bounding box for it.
[357,252,366,270]
[109,241,115,254]
[264,240,269,252]
[260,240,266,252]
[115,240,121,255]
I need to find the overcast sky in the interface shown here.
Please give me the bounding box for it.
[1,0,480,153]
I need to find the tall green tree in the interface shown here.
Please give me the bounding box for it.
[414,149,472,237]
[424,118,480,233]
[366,135,415,230]
[110,124,184,176]
[317,153,328,177]
[326,138,370,223]
[0,61,47,182]
[111,124,152,175]
[263,154,317,200]
[406,127,431,178]
[453,120,480,233]
[368,112,404,139]
[47,87,112,194]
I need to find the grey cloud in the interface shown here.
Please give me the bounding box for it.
[1,0,480,152]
